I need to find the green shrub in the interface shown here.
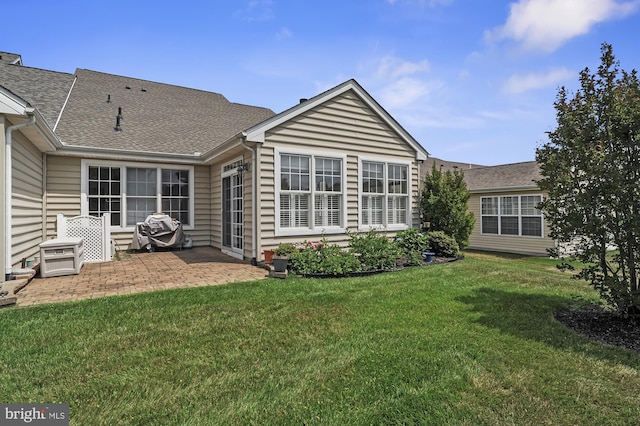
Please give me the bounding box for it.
[348,229,399,271]
[273,243,298,257]
[404,250,426,266]
[395,228,430,254]
[289,239,361,276]
[426,231,459,257]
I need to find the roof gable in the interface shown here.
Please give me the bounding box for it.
[244,79,428,161]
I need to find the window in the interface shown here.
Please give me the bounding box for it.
[83,161,193,229]
[360,159,410,230]
[276,150,346,235]
[481,195,543,237]
[87,166,121,226]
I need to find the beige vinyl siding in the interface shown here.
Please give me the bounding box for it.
[210,149,255,259]
[468,190,555,256]
[191,165,212,247]
[45,155,81,240]
[10,132,44,267]
[46,157,212,251]
[210,162,221,248]
[258,91,420,257]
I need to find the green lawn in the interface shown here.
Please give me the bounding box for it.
[1,252,639,425]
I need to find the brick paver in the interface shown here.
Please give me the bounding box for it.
[16,247,268,306]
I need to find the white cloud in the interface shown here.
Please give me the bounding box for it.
[236,0,274,22]
[502,67,574,94]
[379,77,441,108]
[375,55,430,79]
[486,0,640,52]
[366,55,438,109]
[275,27,292,40]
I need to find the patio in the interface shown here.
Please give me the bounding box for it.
[15,247,268,307]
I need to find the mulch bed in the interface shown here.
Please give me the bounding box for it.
[555,306,640,354]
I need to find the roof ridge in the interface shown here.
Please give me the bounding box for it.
[0,61,75,78]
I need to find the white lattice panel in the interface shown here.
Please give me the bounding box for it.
[57,214,112,262]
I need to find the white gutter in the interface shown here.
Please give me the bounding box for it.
[469,185,539,194]
[240,134,258,265]
[5,112,36,280]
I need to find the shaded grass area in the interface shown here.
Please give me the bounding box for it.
[1,252,639,425]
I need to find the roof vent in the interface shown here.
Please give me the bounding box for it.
[141,88,147,92]
[114,115,122,132]
[299,98,308,104]
[107,94,111,103]
[125,85,131,90]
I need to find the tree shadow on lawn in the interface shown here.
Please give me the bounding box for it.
[456,287,640,363]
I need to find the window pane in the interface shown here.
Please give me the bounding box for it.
[363,162,384,194]
[315,194,341,227]
[522,217,542,237]
[521,196,542,216]
[126,168,157,225]
[362,195,383,225]
[161,169,190,225]
[388,164,408,195]
[501,196,519,215]
[316,158,342,192]
[501,217,519,235]
[387,195,407,224]
[482,216,498,234]
[481,197,498,215]
[87,166,121,226]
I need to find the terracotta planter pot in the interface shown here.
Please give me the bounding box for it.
[264,249,275,264]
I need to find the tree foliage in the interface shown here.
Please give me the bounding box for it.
[536,43,640,319]
[419,163,474,249]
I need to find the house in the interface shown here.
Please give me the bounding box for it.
[424,159,555,256]
[1,51,428,280]
[421,158,555,255]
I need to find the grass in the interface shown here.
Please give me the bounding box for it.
[1,251,639,425]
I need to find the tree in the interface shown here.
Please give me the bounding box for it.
[536,43,640,320]
[419,163,474,249]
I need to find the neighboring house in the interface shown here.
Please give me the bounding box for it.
[463,161,555,255]
[420,158,555,255]
[1,51,428,279]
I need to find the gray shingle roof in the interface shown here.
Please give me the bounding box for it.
[0,56,75,128]
[462,161,541,191]
[421,156,485,174]
[55,69,276,155]
[0,51,22,65]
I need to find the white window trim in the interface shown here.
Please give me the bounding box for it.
[274,147,347,237]
[357,156,412,232]
[81,159,195,231]
[220,158,245,260]
[480,194,544,238]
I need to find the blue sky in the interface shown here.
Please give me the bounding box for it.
[2,0,639,165]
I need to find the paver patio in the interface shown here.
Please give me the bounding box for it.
[15,247,268,307]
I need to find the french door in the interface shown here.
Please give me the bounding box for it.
[222,162,244,259]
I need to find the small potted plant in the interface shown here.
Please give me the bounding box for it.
[272,243,297,272]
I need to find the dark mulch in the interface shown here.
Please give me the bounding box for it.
[555,307,640,354]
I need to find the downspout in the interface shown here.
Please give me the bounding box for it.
[5,113,36,280]
[240,135,258,266]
